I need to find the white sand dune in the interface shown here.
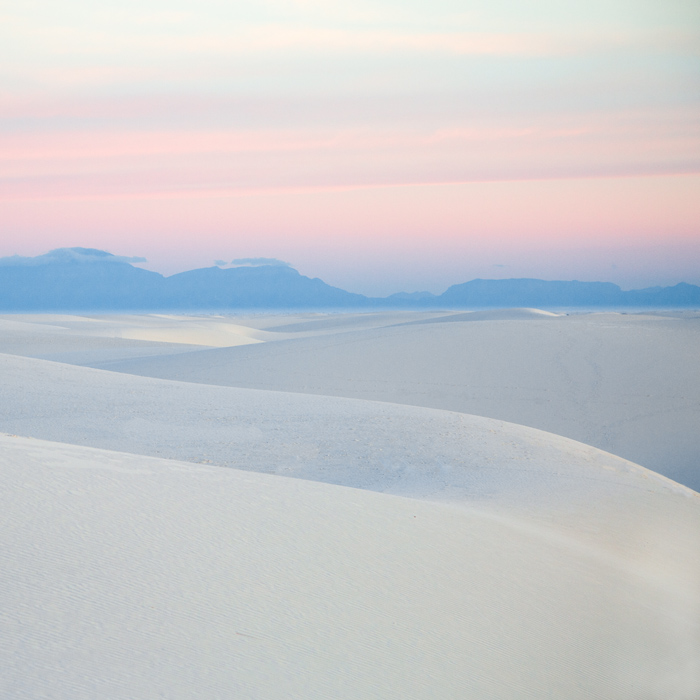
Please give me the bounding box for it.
[0,332,205,365]
[0,312,277,348]
[1,433,698,699]
[0,317,73,334]
[1,311,699,698]
[84,313,278,347]
[261,310,452,333]
[1,351,699,581]
[0,351,692,515]
[396,307,563,324]
[0,314,211,364]
[80,311,700,490]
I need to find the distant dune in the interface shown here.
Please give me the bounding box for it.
[396,307,563,323]
[68,309,700,491]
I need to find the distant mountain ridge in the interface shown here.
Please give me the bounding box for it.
[440,278,626,308]
[0,249,366,311]
[0,248,698,311]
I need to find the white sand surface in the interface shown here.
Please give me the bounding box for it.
[79,311,700,490]
[1,311,699,698]
[259,310,453,333]
[0,313,276,348]
[0,315,210,364]
[396,307,563,323]
[83,314,277,347]
[1,350,699,581]
[0,311,442,363]
[1,432,699,699]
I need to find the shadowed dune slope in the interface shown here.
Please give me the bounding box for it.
[1,352,698,561]
[89,313,700,491]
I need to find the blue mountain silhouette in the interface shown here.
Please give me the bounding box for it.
[0,248,698,311]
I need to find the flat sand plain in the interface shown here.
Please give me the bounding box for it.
[1,310,699,699]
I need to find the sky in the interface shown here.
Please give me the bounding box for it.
[0,0,698,295]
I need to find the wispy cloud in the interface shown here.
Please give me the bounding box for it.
[230,257,291,267]
[1,105,697,201]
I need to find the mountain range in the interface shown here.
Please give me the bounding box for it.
[1,247,698,311]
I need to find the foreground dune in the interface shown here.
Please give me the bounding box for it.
[1,433,699,699]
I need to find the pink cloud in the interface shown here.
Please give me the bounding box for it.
[1,107,697,201]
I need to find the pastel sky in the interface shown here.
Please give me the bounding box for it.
[1,0,698,294]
